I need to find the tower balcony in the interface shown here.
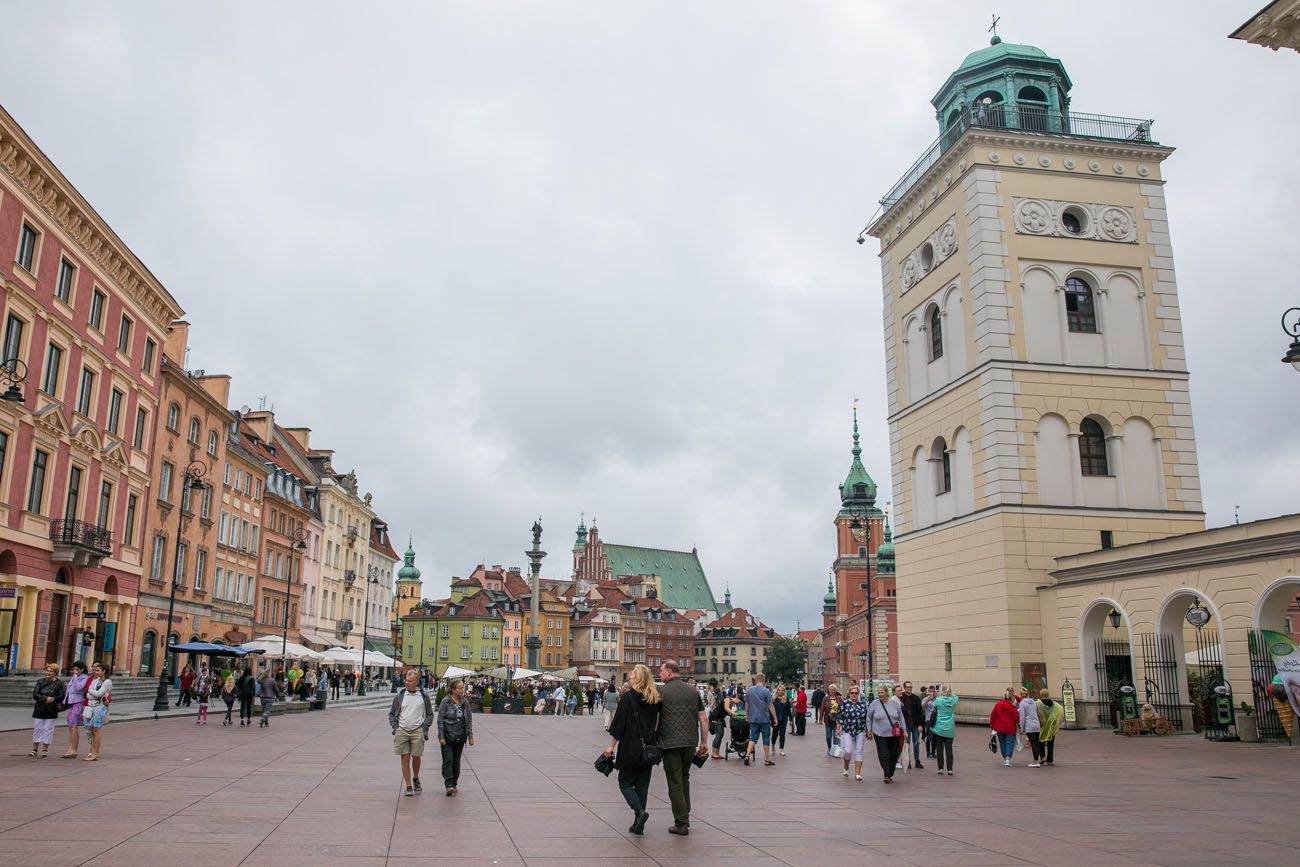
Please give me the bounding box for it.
[50,519,112,567]
[875,109,1158,219]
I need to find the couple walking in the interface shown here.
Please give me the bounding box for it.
[602,661,708,837]
[389,669,475,797]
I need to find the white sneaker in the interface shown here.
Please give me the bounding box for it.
[1028,763,1040,768]
[779,751,786,756]
[842,768,849,777]
[896,762,903,769]
[1003,759,1012,767]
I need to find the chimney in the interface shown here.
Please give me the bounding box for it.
[282,427,312,450]
[196,374,232,407]
[164,320,190,366]
[242,410,274,443]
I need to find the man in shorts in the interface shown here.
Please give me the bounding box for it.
[389,669,434,796]
[744,674,777,767]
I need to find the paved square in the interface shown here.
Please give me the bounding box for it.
[0,704,1295,866]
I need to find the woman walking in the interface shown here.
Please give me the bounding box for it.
[178,663,196,708]
[83,662,112,761]
[835,684,869,781]
[62,660,89,758]
[258,669,279,727]
[1036,689,1062,766]
[773,687,791,757]
[221,672,237,726]
[930,686,958,775]
[30,663,62,757]
[989,688,1019,767]
[236,667,256,726]
[820,685,840,756]
[866,685,903,783]
[602,664,661,836]
[437,679,475,795]
[195,674,212,725]
[794,686,808,736]
[708,688,732,759]
[1019,687,1043,767]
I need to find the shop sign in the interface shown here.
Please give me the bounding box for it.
[0,588,16,598]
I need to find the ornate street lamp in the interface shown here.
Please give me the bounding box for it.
[280,527,308,685]
[152,461,208,714]
[1,357,28,403]
[1281,308,1300,371]
[857,649,868,682]
[358,563,383,696]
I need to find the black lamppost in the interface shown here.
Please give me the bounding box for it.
[358,564,383,696]
[858,650,868,684]
[1280,308,1300,371]
[0,357,28,403]
[817,659,826,688]
[280,528,308,687]
[152,461,208,713]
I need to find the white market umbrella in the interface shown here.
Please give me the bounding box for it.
[321,647,362,664]
[364,651,399,668]
[511,668,542,680]
[577,675,601,682]
[441,665,478,679]
[242,636,323,661]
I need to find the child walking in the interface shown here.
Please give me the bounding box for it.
[196,675,212,725]
[221,673,237,726]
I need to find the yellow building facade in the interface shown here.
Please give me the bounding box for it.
[866,38,1205,706]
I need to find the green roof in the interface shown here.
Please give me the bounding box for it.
[602,543,721,614]
[956,40,1050,72]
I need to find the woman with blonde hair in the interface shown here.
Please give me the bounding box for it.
[30,663,62,757]
[602,664,661,835]
[83,661,112,761]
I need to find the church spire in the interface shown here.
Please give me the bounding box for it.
[839,403,878,516]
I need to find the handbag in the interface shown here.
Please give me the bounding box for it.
[594,753,615,777]
[988,732,998,753]
[829,742,844,758]
[632,701,662,766]
[875,699,903,738]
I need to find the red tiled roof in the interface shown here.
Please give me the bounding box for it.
[433,592,501,620]
[701,607,774,639]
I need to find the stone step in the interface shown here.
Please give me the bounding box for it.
[0,676,161,707]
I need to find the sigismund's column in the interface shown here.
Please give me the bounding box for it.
[525,519,546,670]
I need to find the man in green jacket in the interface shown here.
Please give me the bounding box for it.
[656,661,708,836]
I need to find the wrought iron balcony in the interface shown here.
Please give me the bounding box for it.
[877,109,1158,215]
[344,569,356,589]
[50,520,112,565]
[337,619,354,634]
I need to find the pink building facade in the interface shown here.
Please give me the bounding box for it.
[0,105,182,675]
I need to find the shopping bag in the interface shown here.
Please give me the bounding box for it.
[830,742,844,758]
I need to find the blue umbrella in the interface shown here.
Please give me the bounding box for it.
[167,641,265,658]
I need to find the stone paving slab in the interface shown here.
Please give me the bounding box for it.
[0,704,1296,866]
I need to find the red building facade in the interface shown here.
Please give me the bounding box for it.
[0,105,182,675]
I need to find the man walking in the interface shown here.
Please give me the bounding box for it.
[389,669,434,797]
[744,674,777,767]
[901,681,925,769]
[601,683,620,730]
[656,661,708,836]
[811,684,825,725]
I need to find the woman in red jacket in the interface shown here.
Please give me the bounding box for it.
[794,687,808,736]
[989,688,1019,767]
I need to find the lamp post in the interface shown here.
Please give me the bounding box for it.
[152,461,208,713]
[1281,308,1300,371]
[858,650,868,686]
[817,659,826,688]
[358,564,383,696]
[280,528,308,689]
[0,357,28,403]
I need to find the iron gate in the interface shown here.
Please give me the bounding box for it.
[1194,626,1228,739]
[1139,633,1183,731]
[1248,630,1288,741]
[1093,638,1132,728]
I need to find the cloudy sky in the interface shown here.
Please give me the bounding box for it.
[3,2,1296,631]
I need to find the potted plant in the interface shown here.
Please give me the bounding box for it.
[1237,701,1258,743]
[523,688,534,715]
[482,688,494,714]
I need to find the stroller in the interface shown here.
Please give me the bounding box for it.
[724,714,750,760]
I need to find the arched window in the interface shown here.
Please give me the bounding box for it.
[1065,277,1098,333]
[187,418,200,444]
[1018,85,1049,132]
[166,403,180,431]
[141,629,157,676]
[974,91,1005,127]
[932,438,951,494]
[1079,418,1109,476]
[207,430,218,456]
[928,305,944,361]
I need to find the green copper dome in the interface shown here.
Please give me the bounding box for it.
[822,576,836,612]
[876,518,895,576]
[573,516,588,553]
[839,406,879,517]
[955,40,1051,73]
[932,35,1072,145]
[397,539,422,583]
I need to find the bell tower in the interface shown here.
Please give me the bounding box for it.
[864,35,1204,703]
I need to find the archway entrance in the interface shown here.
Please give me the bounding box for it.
[1080,600,1132,728]
[1153,590,1224,735]
[45,569,72,667]
[1250,577,1300,741]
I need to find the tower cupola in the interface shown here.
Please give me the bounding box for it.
[876,517,895,577]
[397,538,422,583]
[822,576,837,614]
[839,406,879,517]
[933,34,1072,146]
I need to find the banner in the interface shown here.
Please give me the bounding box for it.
[1262,630,1300,736]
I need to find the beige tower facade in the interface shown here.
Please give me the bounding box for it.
[865,39,1204,703]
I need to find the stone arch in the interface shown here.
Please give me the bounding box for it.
[1155,587,1226,714]
[0,549,16,575]
[1034,413,1073,505]
[1119,416,1162,509]
[952,426,974,515]
[103,575,119,597]
[903,314,926,404]
[1104,271,1148,368]
[1021,264,1063,363]
[1079,596,1135,708]
[1255,576,1300,633]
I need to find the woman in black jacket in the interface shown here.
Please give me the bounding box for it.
[31,663,62,757]
[236,667,257,727]
[602,663,661,836]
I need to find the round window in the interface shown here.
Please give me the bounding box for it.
[1061,206,1088,235]
[920,242,935,272]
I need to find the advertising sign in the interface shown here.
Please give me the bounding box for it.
[1061,680,1077,725]
[102,622,117,653]
[1262,630,1300,735]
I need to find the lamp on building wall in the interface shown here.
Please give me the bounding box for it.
[0,357,28,403]
[152,461,208,714]
[1281,308,1300,371]
[858,650,868,679]
[1108,608,1122,630]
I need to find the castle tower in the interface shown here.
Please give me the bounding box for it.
[394,538,424,622]
[864,35,1203,701]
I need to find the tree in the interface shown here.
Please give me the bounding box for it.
[762,637,807,685]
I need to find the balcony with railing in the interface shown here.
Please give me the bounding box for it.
[337,619,354,635]
[50,520,112,566]
[344,569,356,589]
[874,109,1157,219]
